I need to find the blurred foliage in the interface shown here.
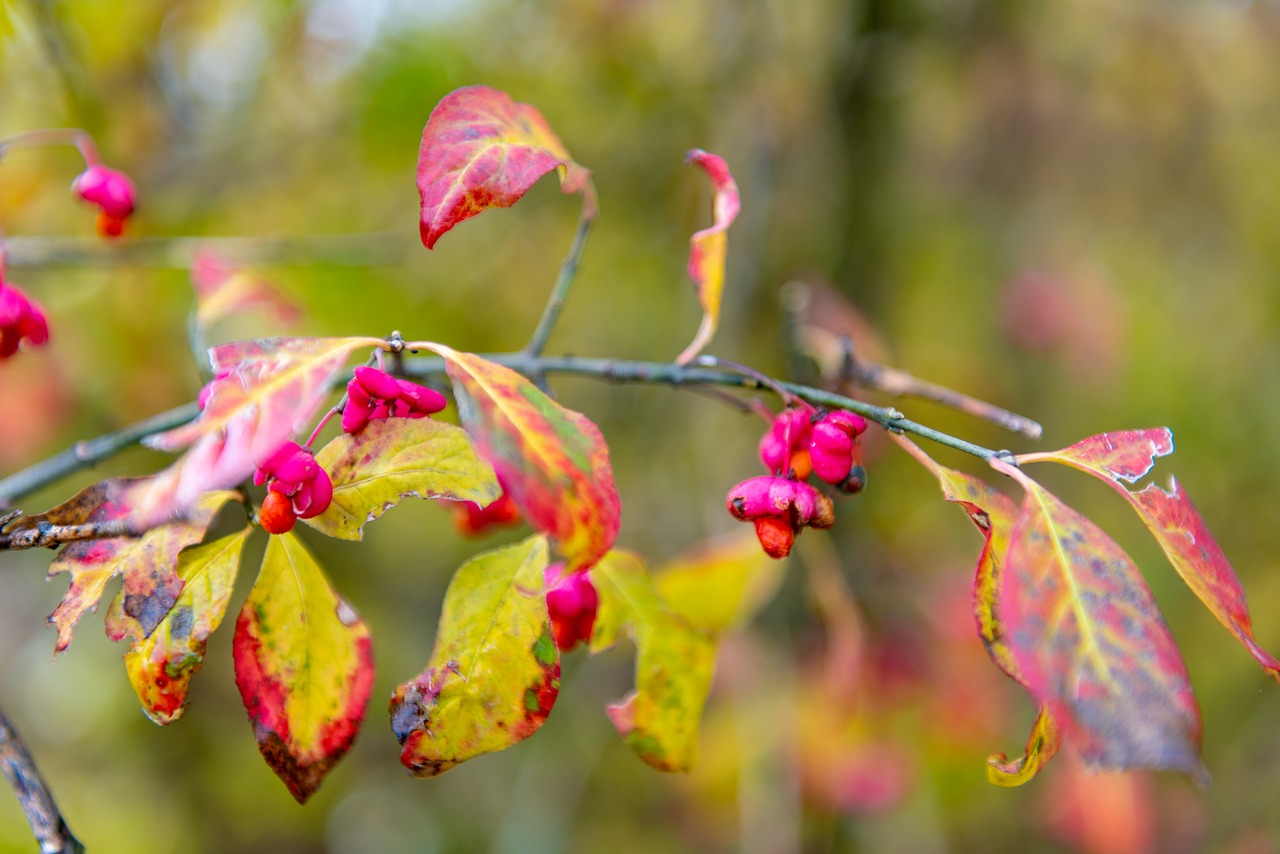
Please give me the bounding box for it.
[3,0,1280,851]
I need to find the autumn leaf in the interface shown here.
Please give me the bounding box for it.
[233,532,374,803]
[675,149,740,365]
[191,249,300,329]
[132,336,382,529]
[43,484,235,654]
[654,530,783,633]
[305,418,501,541]
[591,550,717,772]
[411,344,620,573]
[1018,429,1280,683]
[417,85,595,249]
[390,535,557,777]
[113,527,250,724]
[990,458,1206,781]
[893,435,1061,785]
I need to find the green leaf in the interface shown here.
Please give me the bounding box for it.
[591,550,717,772]
[305,418,501,540]
[654,530,783,633]
[233,532,374,803]
[412,344,620,573]
[390,535,557,777]
[115,527,250,724]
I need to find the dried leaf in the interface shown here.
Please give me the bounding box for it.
[417,85,594,249]
[654,530,783,633]
[233,532,374,803]
[893,435,1061,784]
[591,550,717,772]
[114,527,250,724]
[45,485,234,654]
[133,336,381,528]
[991,459,1206,781]
[675,149,740,365]
[390,536,557,777]
[414,344,620,573]
[1019,429,1280,682]
[305,418,501,541]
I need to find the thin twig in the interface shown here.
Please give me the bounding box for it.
[524,203,595,356]
[1,233,408,269]
[0,705,83,854]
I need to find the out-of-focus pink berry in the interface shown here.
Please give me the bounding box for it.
[71,165,136,238]
[544,563,598,652]
[0,284,50,358]
[451,491,522,536]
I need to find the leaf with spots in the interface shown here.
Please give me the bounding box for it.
[654,530,783,634]
[990,458,1206,781]
[111,527,250,725]
[305,418,501,541]
[675,149,740,365]
[590,550,717,773]
[43,484,235,654]
[410,344,620,573]
[1018,429,1280,683]
[132,336,382,529]
[233,531,374,803]
[390,535,557,777]
[893,435,1062,784]
[417,85,595,249]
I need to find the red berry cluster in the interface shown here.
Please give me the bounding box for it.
[254,442,334,534]
[342,366,448,434]
[727,406,870,559]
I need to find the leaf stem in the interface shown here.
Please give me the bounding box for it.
[0,704,84,854]
[524,205,595,357]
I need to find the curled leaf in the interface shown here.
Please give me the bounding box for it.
[233,532,374,803]
[305,418,501,541]
[675,149,740,365]
[391,536,557,777]
[414,344,620,573]
[591,550,717,772]
[417,85,594,249]
[115,527,250,724]
[1018,429,1280,683]
[991,459,1206,781]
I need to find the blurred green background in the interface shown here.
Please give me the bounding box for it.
[3,0,1280,851]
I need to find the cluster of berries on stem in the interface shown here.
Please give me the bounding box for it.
[727,405,869,559]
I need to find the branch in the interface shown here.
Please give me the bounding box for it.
[0,352,1023,515]
[0,705,83,854]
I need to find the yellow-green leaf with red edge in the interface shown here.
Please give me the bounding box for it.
[191,249,300,329]
[1018,428,1280,684]
[412,344,620,573]
[590,550,717,772]
[111,527,250,725]
[233,531,374,803]
[675,149,740,365]
[304,417,500,541]
[417,85,594,249]
[893,434,1061,785]
[990,458,1207,781]
[132,336,382,529]
[654,530,783,634]
[390,535,557,777]
[42,484,234,654]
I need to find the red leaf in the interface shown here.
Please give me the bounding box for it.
[1019,429,1280,683]
[414,344,620,574]
[417,85,593,249]
[131,336,381,528]
[991,459,1206,781]
[675,149,740,365]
